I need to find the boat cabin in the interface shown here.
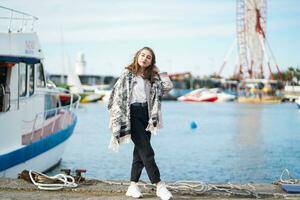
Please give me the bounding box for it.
[0,60,47,113]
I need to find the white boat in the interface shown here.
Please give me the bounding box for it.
[284,85,300,102]
[0,6,80,178]
[81,84,112,103]
[49,74,115,103]
[177,88,218,102]
[209,88,236,102]
[80,76,114,103]
[177,88,236,102]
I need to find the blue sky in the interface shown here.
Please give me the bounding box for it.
[2,0,300,77]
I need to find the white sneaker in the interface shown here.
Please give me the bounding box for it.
[126,184,143,198]
[156,183,173,200]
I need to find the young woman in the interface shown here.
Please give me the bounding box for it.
[108,47,173,200]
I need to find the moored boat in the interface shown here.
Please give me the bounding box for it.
[50,74,115,103]
[209,88,236,102]
[177,88,236,103]
[177,88,218,102]
[237,79,283,104]
[0,6,80,178]
[237,96,282,104]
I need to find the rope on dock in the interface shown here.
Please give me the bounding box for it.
[273,169,300,185]
[101,180,259,198]
[169,181,259,198]
[28,170,78,190]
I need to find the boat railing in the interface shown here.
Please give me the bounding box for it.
[22,93,81,145]
[0,6,38,33]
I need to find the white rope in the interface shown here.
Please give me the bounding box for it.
[279,169,300,184]
[100,180,258,197]
[29,170,78,190]
[168,180,211,193]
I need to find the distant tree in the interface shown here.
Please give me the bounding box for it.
[273,66,300,85]
[295,68,300,82]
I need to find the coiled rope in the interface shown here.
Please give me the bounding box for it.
[29,170,78,190]
[273,169,300,185]
[101,180,259,198]
[27,169,300,195]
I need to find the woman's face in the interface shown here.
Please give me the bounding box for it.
[137,49,153,69]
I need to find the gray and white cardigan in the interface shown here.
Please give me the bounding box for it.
[107,69,173,151]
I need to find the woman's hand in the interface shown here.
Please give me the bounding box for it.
[158,72,173,95]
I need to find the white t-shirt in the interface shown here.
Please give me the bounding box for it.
[131,76,147,104]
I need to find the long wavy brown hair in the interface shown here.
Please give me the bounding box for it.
[126,47,157,82]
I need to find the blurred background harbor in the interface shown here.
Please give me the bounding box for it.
[41,0,300,104]
[42,0,300,183]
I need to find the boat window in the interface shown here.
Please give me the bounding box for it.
[45,94,59,119]
[19,63,27,97]
[36,63,46,87]
[28,64,34,96]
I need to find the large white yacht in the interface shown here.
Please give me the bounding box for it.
[0,6,79,177]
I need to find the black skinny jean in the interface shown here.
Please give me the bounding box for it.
[130,104,161,184]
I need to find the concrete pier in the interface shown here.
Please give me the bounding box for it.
[1,178,300,199]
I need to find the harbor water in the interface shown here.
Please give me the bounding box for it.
[50,102,300,183]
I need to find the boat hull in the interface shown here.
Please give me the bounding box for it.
[0,117,77,178]
[81,93,103,103]
[237,96,282,104]
[178,96,218,102]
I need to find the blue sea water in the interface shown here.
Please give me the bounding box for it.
[50,102,300,183]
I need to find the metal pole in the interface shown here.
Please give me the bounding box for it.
[8,10,13,32]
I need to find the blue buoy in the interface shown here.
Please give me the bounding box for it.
[190,121,197,129]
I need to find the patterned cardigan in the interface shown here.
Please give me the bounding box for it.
[107,69,173,151]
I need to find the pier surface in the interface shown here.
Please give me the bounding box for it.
[1,178,300,199]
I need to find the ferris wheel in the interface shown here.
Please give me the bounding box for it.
[218,0,281,80]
